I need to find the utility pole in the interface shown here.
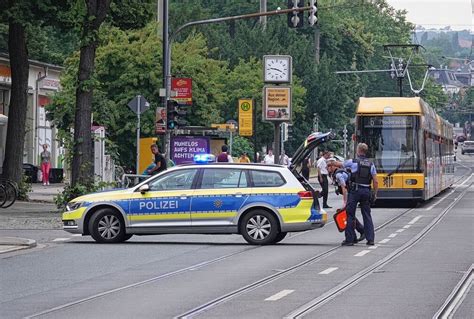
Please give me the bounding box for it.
[156,0,163,36]
[136,95,141,172]
[314,26,320,64]
[260,0,267,30]
[312,113,319,164]
[162,0,170,159]
[343,124,348,158]
[274,122,281,164]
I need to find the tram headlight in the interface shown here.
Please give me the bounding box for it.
[405,179,418,185]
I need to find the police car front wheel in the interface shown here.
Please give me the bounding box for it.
[89,208,131,243]
[241,210,279,245]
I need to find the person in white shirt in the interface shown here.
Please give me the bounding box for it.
[263,149,275,164]
[317,150,331,208]
[279,150,290,166]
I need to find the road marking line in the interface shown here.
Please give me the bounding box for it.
[396,229,405,233]
[388,233,398,238]
[408,216,422,224]
[403,225,412,229]
[265,289,295,301]
[378,239,391,244]
[52,238,71,242]
[426,189,455,210]
[72,234,82,237]
[459,174,473,186]
[354,250,371,257]
[319,267,338,275]
[368,246,378,250]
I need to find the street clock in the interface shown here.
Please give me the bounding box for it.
[263,55,292,84]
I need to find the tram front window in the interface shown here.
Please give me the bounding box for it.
[359,116,419,173]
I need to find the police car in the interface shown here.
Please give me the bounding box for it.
[62,132,334,245]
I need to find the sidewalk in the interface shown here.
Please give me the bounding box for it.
[0,237,37,254]
[28,183,65,203]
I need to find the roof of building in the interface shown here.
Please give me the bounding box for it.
[0,52,63,71]
[429,69,466,87]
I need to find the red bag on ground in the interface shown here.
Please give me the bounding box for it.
[333,208,347,232]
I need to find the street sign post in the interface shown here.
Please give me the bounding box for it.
[128,95,150,172]
[238,99,253,136]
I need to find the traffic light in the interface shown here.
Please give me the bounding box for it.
[308,0,318,26]
[287,0,304,28]
[167,100,188,129]
[287,124,294,139]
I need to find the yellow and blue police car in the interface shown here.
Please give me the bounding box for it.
[62,132,334,245]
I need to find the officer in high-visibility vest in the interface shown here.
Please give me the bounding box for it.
[327,159,365,244]
[342,143,378,246]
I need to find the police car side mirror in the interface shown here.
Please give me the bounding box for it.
[139,184,150,194]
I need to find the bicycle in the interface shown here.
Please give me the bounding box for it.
[0,178,18,208]
[0,184,7,208]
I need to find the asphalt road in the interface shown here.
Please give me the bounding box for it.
[1,154,473,319]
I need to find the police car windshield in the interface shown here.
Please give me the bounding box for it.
[359,116,420,173]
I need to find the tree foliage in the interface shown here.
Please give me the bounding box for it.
[44,0,452,169]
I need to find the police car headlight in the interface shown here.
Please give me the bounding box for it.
[66,202,84,211]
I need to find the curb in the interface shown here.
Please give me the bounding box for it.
[0,237,37,254]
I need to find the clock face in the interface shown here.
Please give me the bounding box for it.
[264,56,291,83]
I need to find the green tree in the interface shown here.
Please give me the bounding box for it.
[0,1,72,184]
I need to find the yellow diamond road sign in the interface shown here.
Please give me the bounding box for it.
[238,99,253,136]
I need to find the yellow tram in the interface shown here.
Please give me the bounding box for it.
[355,97,454,201]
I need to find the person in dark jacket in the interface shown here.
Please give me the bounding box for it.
[217,145,233,162]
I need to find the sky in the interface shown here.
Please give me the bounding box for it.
[386,0,473,31]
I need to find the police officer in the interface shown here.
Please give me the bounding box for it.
[342,143,378,246]
[327,159,365,244]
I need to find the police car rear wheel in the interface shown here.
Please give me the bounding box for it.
[241,210,278,245]
[89,209,128,243]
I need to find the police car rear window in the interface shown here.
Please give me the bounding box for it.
[251,170,285,187]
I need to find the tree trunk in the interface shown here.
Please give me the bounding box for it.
[71,0,111,187]
[2,22,29,184]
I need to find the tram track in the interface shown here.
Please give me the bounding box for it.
[176,207,426,318]
[24,167,472,319]
[285,181,473,319]
[433,264,473,319]
[176,170,473,319]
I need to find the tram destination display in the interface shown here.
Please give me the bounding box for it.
[362,116,413,128]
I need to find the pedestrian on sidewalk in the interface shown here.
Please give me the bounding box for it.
[147,144,167,175]
[301,158,310,181]
[238,152,251,163]
[40,144,51,186]
[317,150,331,208]
[279,150,290,166]
[263,149,274,164]
[217,145,233,162]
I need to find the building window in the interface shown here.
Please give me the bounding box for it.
[0,89,8,115]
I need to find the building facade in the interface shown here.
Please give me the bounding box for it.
[0,53,64,173]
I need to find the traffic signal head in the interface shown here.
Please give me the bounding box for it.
[287,124,294,138]
[167,100,188,129]
[287,0,304,28]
